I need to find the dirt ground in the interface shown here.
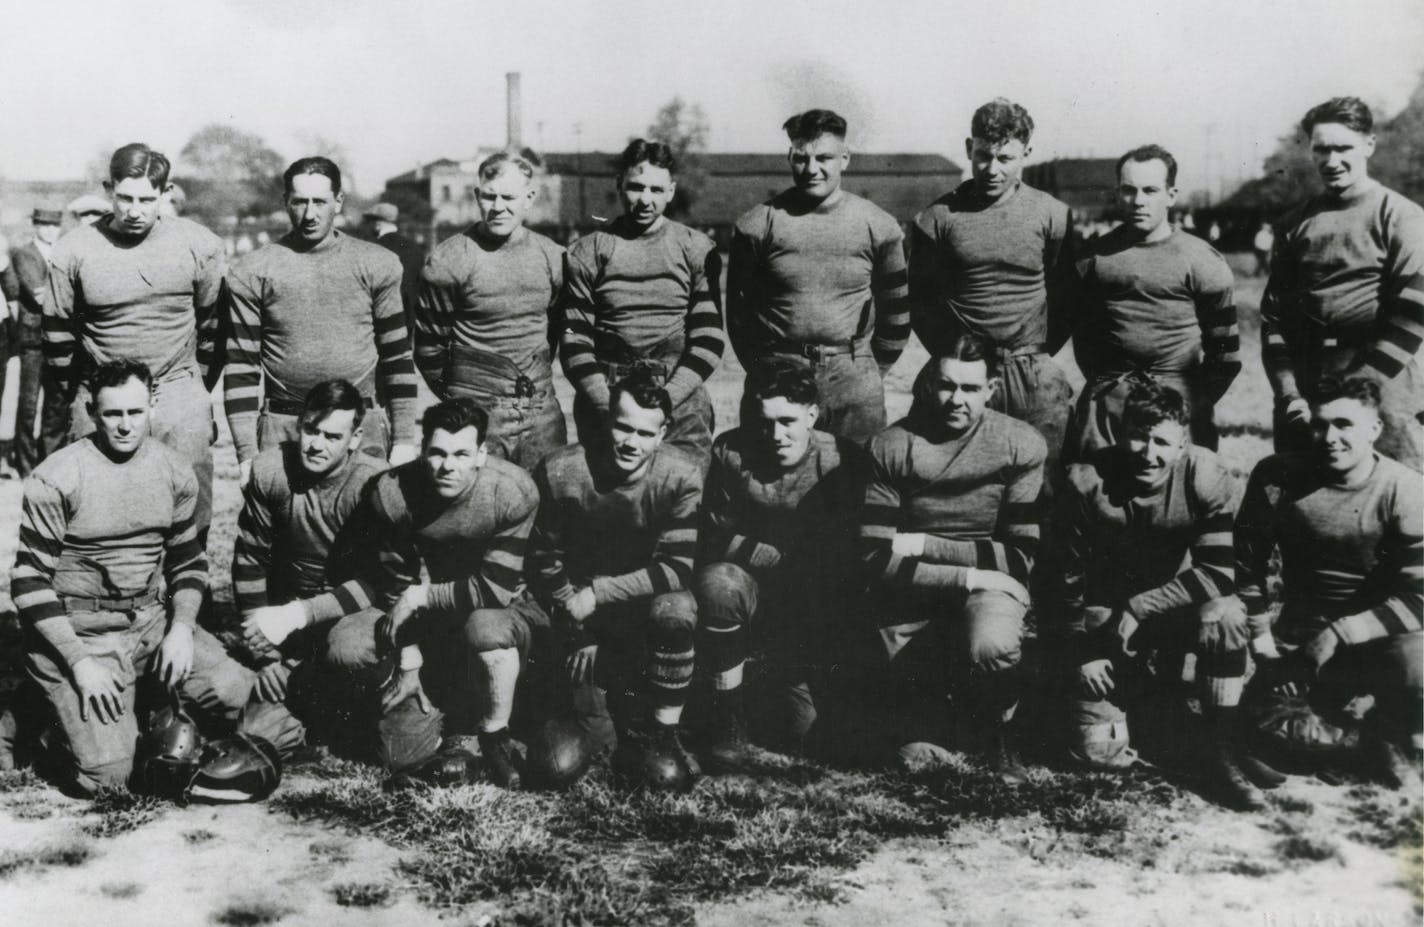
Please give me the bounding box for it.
[0,266,1419,925]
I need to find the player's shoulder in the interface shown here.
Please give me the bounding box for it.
[1375,185,1424,228]
[1183,444,1235,493]
[138,439,199,489]
[664,219,716,257]
[867,421,917,462]
[49,222,104,262]
[28,437,93,487]
[711,428,751,466]
[163,216,224,251]
[651,444,705,488]
[1246,451,1313,490]
[1019,182,1071,218]
[341,231,402,270]
[526,227,567,259]
[537,442,592,487]
[1372,453,1424,501]
[841,191,899,225]
[1065,448,1119,497]
[249,444,291,493]
[481,455,539,498]
[733,197,778,235]
[984,409,1048,462]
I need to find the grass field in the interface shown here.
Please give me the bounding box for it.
[0,258,1417,926]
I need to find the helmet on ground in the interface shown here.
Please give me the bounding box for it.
[611,726,699,793]
[385,746,479,791]
[133,701,205,801]
[524,718,595,790]
[187,734,283,803]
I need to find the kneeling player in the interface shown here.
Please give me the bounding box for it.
[11,361,256,796]
[859,336,1045,783]
[695,360,862,766]
[246,398,541,787]
[1056,383,1279,809]
[528,373,703,789]
[1237,376,1422,786]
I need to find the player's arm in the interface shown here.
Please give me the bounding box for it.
[907,217,952,356]
[1360,205,1424,383]
[425,479,538,615]
[859,436,971,591]
[527,461,577,610]
[192,235,229,392]
[1259,237,1303,406]
[42,246,80,398]
[702,442,782,570]
[545,241,567,364]
[162,466,209,629]
[222,263,266,465]
[916,451,1042,584]
[724,221,765,366]
[591,469,701,605]
[869,225,912,374]
[665,242,725,408]
[1193,256,1242,401]
[306,485,419,624]
[232,470,277,615]
[371,256,420,453]
[1328,477,1424,646]
[1044,207,1077,354]
[1233,459,1279,619]
[1125,463,1236,621]
[558,247,612,413]
[412,255,455,399]
[11,475,88,671]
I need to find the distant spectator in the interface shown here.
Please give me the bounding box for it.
[1252,222,1274,277]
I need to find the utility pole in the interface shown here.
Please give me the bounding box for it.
[574,122,586,226]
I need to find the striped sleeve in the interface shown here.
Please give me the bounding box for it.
[425,478,537,614]
[193,235,228,392]
[870,226,911,372]
[558,246,610,410]
[307,484,415,622]
[858,436,971,597]
[591,466,702,605]
[11,474,87,670]
[1053,470,1093,636]
[222,263,265,464]
[1126,462,1236,620]
[664,244,725,407]
[529,460,575,605]
[1233,459,1279,616]
[163,464,209,621]
[702,442,782,571]
[1330,474,1424,645]
[232,475,276,614]
[1194,260,1241,398]
[1361,204,1424,381]
[1259,239,1302,402]
[1044,207,1077,354]
[372,259,419,446]
[42,248,80,397]
[413,255,453,399]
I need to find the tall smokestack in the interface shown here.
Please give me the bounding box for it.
[506,71,523,152]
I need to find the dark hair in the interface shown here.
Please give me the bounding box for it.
[421,398,489,446]
[616,139,676,176]
[1116,144,1178,188]
[300,379,366,430]
[971,99,1034,146]
[1309,375,1382,410]
[609,371,672,423]
[109,143,170,188]
[1121,382,1190,432]
[478,151,535,182]
[744,358,819,408]
[782,109,847,144]
[1300,97,1374,136]
[283,157,343,196]
[89,359,153,396]
[908,334,999,424]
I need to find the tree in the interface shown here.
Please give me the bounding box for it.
[1373,74,1424,206]
[176,124,286,227]
[645,97,711,220]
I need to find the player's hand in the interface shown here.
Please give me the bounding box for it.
[243,602,309,653]
[255,661,292,703]
[1282,397,1311,426]
[1078,659,1115,698]
[388,443,418,467]
[158,622,194,690]
[381,667,432,713]
[71,657,126,724]
[565,586,597,624]
[891,533,927,558]
[1114,608,1141,658]
[238,459,253,489]
[1198,607,1250,655]
[565,644,598,686]
[378,586,428,651]
[966,568,1031,607]
[1302,628,1340,673]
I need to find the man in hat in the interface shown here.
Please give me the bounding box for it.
[66,194,109,227]
[365,202,425,326]
[2,208,65,475]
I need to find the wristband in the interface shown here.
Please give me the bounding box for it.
[399,645,424,672]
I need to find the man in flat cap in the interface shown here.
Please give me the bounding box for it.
[365,202,425,328]
[66,194,109,227]
[2,208,65,475]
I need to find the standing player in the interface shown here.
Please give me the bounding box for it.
[416,152,568,468]
[1261,96,1424,472]
[3,208,64,475]
[727,109,910,443]
[243,398,541,786]
[859,336,1046,782]
[224,157,420,485]
[528,374,702,788]
[559,140,724,464]
[909,99,1075,473]
[10,360,255,795]
[1066,145,1240,458]
[1237,376,1422,786]
[45,144,226,533]
[695,360,863,766]
[1056,383,1278,809]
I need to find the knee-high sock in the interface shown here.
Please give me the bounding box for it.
[476,647,521,734]
[1198,646,1247,708]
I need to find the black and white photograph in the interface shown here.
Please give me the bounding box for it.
[0,0,1420,923]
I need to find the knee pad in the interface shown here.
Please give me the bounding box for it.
[464,608,522,653]
[649,592,697,636]
[694,563,757,623]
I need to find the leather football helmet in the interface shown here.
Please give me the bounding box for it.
[187,734,283,803]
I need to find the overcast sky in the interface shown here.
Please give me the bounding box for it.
[3,0,1420,197]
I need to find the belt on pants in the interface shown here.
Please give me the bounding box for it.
[59,588,161,613]
[772,341,856,361]
[599,358,671,381]
[265,395,376,416]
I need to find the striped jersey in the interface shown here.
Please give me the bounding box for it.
[1071,227,1240,385]
[415,225,565,395]
[1057,445,1237,631]
[530,444,702,608]
[728,190,909,370]
[11,436,206,669]
[1236,451,1423,645]
[44,216,226,391]
[559,216,724,409]
[223,230,419,462]
[231,443,386,614]
[1261,183,1424,395]
[909,181,1073,352]
[305,457,538,623]
[860,409,1046,614]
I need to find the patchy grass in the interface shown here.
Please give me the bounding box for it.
[184,828,218,845]
[330,881,394,908]
[211,898,296,926]
[100,881,145,899]
[83,788,167,839]
[1344,785,1424,850]
[0,840,94,879]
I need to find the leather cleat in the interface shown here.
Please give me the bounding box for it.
[478,729,524,790]
[1204,745,1268,811]
[1236,751,1287,790]
[986,724,1028,786]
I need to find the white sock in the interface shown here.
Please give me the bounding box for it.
[476,647,520,733]
[653,704,684,726]
[712,662,744,692]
